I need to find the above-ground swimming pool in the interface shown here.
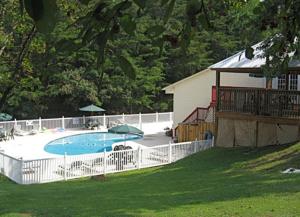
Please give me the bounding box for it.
[44,132,142,155]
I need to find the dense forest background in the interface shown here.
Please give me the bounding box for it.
[0,0,265,119]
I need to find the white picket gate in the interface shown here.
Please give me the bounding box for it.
[0,139,213,185]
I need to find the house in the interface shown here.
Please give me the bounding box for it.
[164,42,300,147]
[163,68,266,129]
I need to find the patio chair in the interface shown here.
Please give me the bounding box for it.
[29,124,39,135]
[0,130,7,141]
[85,120,100,130]
[6,128,14,140]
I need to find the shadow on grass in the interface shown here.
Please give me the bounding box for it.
[1,143,300,217]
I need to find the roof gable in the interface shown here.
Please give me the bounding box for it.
[163,69,212,93]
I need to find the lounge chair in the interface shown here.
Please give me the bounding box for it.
[57,160,86,177]
[14,125,30,136]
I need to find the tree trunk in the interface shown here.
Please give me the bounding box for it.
[0,25,36,111]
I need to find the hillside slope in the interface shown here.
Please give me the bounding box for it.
[1,143,300,217]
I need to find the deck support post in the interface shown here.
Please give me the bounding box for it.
[215,70,221,146]
[286,73,290,90]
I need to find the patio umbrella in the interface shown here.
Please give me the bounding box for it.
[79,104,105,112]
[108,124,144,136]
[0,113,13,121]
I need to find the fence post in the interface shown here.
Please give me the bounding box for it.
[137,146,141,169]
[103,149,107,175]
[139,112,142,130]
[14,118,17,127]
[194,138,198,153]
[62,116,65,129]
[20,157,23,184]
[122,113,125,122]
[64,152,67,181]
[39,117,42,132]
[168,142,172,163]
[103,114,106,128]
[212,136,215,147]
[83,115,86,126]
[169,112,173,122]
[156,112,159,123]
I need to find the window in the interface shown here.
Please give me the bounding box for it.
[278,75,286,90]
[289,74,298,90]
[278,74,298,90]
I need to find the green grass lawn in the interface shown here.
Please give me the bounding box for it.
[1,143,300,217]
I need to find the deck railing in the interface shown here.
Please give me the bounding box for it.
[219,87,300,119]
[0,139,213,184]
[0,112,173,132]
[181,106,215,124]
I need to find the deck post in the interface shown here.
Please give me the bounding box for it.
[122,113,125,122]
[286,73,290,90]
[83,115,85,126]
[215,70,221,146]
[216,70,221,112]
[156,112,159,122]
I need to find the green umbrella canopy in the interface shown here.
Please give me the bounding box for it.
[0,113,13,121]
[79,104,105,112]
[108,124,144,135]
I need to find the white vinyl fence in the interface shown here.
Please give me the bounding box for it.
[0,112,173,132]
[0,139,213,185]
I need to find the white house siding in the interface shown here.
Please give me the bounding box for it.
[165,69,266,128]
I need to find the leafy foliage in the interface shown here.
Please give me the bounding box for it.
[2,0,288,118]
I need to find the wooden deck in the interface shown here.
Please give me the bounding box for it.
[218,87,300,120]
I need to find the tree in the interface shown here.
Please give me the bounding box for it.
[20,0,300,78]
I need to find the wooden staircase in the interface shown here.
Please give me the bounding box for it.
[175,104,216,142]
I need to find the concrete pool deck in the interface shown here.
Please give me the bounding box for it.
[0,122,173,160]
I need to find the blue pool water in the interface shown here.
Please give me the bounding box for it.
[44,132,142,155]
